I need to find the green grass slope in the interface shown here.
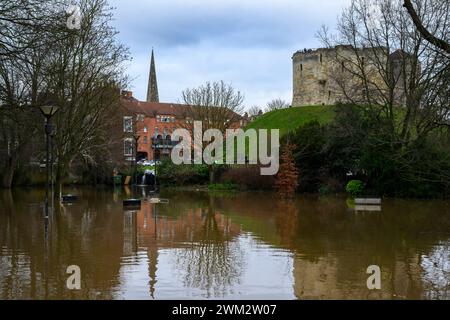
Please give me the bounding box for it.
[246,105,335,135]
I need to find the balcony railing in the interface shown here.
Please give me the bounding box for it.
[151,138,179,149]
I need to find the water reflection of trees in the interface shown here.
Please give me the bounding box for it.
[421,242,450,299]
[172,198,244,298]
[0,188,124,299]
[2,188,450,299]
[275,200,298,249]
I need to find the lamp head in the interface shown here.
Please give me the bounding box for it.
[39,105,59,119]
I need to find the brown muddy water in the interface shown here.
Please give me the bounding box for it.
[0,187,449,299]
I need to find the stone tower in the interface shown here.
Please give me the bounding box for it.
[146,49,159,103]
[292,45,409,107]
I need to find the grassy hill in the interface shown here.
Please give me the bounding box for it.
[246,105,336,135]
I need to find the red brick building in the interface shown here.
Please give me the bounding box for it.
[121,94,191,161]
[112,50,248,168]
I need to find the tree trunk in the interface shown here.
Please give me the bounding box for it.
[1,165,15,188]
[1,154,18,188]
[209,165,215,184]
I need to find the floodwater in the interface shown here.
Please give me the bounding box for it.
[0,187,449,300]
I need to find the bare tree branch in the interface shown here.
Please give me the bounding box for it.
[403,0,450,54]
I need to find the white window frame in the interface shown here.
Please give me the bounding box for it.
[123,138,133,156]
[123,116,133,133]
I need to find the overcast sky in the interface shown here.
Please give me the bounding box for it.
[109,0,350,110]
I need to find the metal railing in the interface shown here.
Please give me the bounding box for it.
[151,138,178,149]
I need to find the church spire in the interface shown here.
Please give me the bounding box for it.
[146,49,159,102]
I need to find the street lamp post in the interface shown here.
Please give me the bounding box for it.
[39,105,59,218]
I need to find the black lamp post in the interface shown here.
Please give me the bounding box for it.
[39,105,59,218]
[133,134,140,185]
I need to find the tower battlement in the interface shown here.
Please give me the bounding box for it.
[292,45,406,107]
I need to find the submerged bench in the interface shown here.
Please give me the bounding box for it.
[354,205,382,212]
[148,198,169,204]
[61,195,78,203]
[123,199,141,209]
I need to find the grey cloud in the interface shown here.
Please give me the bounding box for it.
[109,0,350,107]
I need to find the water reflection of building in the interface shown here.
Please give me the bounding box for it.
[130,199,243,298]
[206,192,450,299]
[2,189,450,300]
[292,254,423,299]
[134,200,241,244]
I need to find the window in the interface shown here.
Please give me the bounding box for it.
[143,136,148,144]
[300,64,303,71]
[154,127,159,137]
[137,114,145,122]
[123,138,133,156]
[143,126,148,133]
[123,116,133,133]
[158,115,173,123]
[320,53,323,63]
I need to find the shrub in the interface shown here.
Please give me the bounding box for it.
[346,180,364,197]
[208,183,238,191]
[220,165,275,190]
[285,121,327,193]
[157,160,210,185]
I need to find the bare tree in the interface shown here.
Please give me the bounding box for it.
[0,0,65,58]
[181,81,244,132]
[318,0,450,144]
[46,0,129,187]
[265,98,289,112]
[181,80,244,182]
[0,1,66,187]
[0,0,129,188]
[248,105,262,117]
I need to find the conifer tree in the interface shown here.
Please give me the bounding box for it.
[275,144,299,197]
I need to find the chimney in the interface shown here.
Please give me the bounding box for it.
[121,90,133,98]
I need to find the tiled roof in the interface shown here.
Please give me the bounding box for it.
[122,97,191,118]
[121,97,243,120]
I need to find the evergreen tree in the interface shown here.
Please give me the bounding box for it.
[275,144,299,197]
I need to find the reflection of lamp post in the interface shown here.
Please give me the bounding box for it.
[133,134,140,185]
[39,105,59,218]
